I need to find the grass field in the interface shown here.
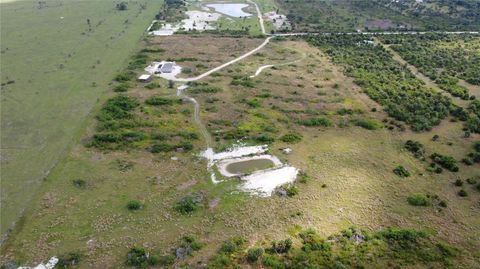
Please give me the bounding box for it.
[0,0,162,234]
[2,34,479,267]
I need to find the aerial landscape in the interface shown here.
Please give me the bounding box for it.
[0,0,479,268]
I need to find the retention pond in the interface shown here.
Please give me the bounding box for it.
[225,158,275,175]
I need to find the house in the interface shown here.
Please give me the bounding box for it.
[138,74,151,83]
[160,62,174,73]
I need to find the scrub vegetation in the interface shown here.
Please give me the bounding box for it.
[276,0,480,32]
[1,0,480,268]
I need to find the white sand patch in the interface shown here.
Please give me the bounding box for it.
[144,61,182,80]
[217,154,282,177]
[200,144,298,196]
[17,256,58,269]
[182,10,220,31]
[149,10,221,36]
[264,11,290,30]
[241,166,298,197]
[211,145,268,161]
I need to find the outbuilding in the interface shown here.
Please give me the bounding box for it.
[138,74,151,83]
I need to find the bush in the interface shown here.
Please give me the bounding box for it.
[255,134,275,144]
[407,194,431,206]
[159,255,175,266]
[439,200,448,208]
[115,72,133,82]
[72,179,86,189]
[458,189,468,197]
[298,117,332,127]
[271,238,292,254]
[280,133,302,143]
[474,141,480,152]
[284,185,299,197]
[57,252,81,268]
[126,248,157,267]
[393,165,410,177]
[247,247,264,263]
[466,178,478,185]
[150,143,174,153]
[351,118,383,130]
[127,200,142,211]
[183,235,203,251]
[175,195,201,214]
[97,95,139,121]
[454,179,463,187]
[219,237,246,254]
[430,153,459,172]
[145,96,181,106]
[405,140,425,158]
[114,83,130,92]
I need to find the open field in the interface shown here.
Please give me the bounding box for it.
[0,0,162,234]
[2,33,479,268]
[145,35,265,78]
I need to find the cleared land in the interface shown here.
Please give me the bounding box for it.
[0,0,162,234]
[2,35,479,267]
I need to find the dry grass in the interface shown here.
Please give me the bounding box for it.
[2,37,479,268]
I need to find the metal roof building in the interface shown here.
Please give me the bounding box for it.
[160,62,174,73]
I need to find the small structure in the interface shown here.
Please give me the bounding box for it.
[137,74,151,83]
[160,62,174,73]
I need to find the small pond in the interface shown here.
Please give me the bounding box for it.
[225,158,275,174]
[206,3,252,18]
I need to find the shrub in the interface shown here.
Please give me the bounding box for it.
[271,238,292,254]
[474,141,480,152]
[57,252,81,268]
[72,179,86,189]
[393,165,410,177]
[255,134,275,144]
[97,95,139,121]
[219,237,246,254]
[407,194,431,206]
[439,200,448,208]
[246,98,261,108]
[247,247,264,263]
[466,178,478,185]
[458,189,468,197]
[405,140,425,158]
[150,143,174,153]
[115,72,133,82]
[280,133,302,143]
[127,200,142,211]
[126,248,151,267]
[284,185,299,197]
[351,118,383,130]
[454,179,463,187]
[298,117,332,127]
[430,153,459,172]
[183,235,203,251]
[175,195,201,214]
[145,96,181,106]
[298,171,309,183]
[159,255,175,266]
[114,83,130,92]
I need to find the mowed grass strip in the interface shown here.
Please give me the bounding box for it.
[0,0,161,233]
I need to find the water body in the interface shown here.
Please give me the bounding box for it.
[226,158,274,174]
[206,3,252,18]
